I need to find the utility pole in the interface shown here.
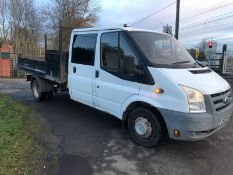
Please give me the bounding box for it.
[44,34,47,52]
[175,0,180,40]
[59,19,63,54]
[221,44,227,74]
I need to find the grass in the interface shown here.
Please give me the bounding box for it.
[0,93,46,174]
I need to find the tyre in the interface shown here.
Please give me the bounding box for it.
[31,79,46,101]
[128,108,162,147]
[48,91,53,99]
[44,91,53,100]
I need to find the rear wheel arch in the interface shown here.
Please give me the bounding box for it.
[30,76,53,92]
[30,76,54,101]
[31,77,44,101]
[30,76,36,87]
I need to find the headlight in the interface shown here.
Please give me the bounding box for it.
[180,85,206,113]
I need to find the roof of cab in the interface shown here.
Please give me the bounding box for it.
[72,26,162,34]
[72,27,123,32]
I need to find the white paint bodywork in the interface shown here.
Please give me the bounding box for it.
[68,27,231,121]
[159,67,230,95]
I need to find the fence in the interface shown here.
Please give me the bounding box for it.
[0,50,45,78]
[11,49,46,78]
[0,24,74,78]
[205,52,233,76]
[222,53,233,74]
[208,54,222,72]
[10,54,27,78]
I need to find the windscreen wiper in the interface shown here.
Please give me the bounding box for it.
[195,60,208,67]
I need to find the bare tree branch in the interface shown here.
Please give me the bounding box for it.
[43,0,101,50]
[0,0,10,44]
[9,0,42,54]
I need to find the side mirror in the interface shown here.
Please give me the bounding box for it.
[123,56,134,75]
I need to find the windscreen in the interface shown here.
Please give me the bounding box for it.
[129,32,195,67]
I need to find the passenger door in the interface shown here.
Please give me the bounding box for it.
[68,33,97,107]
[95,32,142,118]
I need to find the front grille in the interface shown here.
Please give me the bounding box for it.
[211,89,232,112]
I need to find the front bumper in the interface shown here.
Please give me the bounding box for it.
[159,98,233,141]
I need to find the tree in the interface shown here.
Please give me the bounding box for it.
[0,0,101,55]
[187,48,196,58]
[43,0,100,50]
[197,39,207,61]
[0,0,10,44]
[187,48,205,61]
[9,0,42,54]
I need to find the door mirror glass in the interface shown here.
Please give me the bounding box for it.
[123,56,135,76]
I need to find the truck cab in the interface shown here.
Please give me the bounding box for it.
[19,27,233,147]
[68,27,233,147]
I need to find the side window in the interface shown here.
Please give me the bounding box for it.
[101,32,144,81]
[101,32,119,72]
[72,34,97,66]
[120,32,140,77]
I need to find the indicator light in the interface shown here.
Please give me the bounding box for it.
[154,88,164,94]
[174,129,180,137]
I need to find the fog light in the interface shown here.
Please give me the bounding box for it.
[174,129,180,137]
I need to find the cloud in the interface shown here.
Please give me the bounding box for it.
[97,0,173,28]
[97,0,233,50]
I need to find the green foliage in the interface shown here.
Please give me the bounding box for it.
[197,51,205,61]
[187,48,205,61]
[0,93,45,174]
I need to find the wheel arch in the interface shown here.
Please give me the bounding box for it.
[122,101,168,137]
[30,76,53,92]
[30,76,37,88]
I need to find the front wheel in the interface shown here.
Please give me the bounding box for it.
[128,108,162,147]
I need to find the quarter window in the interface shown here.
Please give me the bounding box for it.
[72,34,97,66]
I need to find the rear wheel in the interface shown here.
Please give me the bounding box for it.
[128,108,162,147]
[44,91,53,100]
[31,79,45,101]
[48,91,53,99]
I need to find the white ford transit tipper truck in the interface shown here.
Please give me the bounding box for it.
[18,27,233,147]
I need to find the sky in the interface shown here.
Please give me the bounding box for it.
[97,0,233,51]
[36,0,233,51]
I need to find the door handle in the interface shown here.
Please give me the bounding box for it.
[95,70,99,78]
[73,67,76,73]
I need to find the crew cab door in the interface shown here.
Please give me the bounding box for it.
[68,33,97,107]
[95,31,142,118]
